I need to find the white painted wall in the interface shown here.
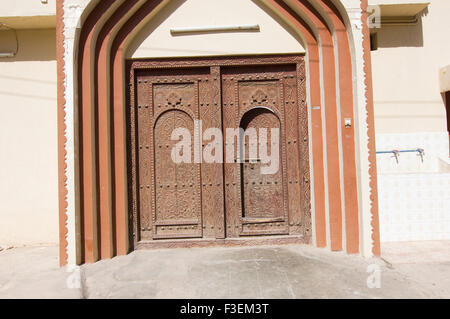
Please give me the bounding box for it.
[376,132,448,173]
[372,1,450,243]
[376,132,450,242]
[129,0,305,58]
[378,172,450,242]
[0,29,58,246]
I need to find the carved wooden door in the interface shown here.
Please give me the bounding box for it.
[130,56,310,245]
[221,65,304,237]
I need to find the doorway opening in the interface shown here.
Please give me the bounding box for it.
[126,55,311,249]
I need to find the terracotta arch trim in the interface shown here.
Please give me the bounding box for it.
[77,0,151,261]
[281,0,344,251]
[78,0,142,263]
[95,0,143,260]
[318,0,360,254]
[90,0,125,261]
[361,0,380,256]
[78,0,108,263]
[286,0,360,253]
[111,0,166,255]
[262,0,327,248]
[56,0,68,266]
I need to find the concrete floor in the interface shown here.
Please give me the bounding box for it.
[0,241,449,298]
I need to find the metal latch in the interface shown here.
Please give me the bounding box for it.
[244,158,261,169]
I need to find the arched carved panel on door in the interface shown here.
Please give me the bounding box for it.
[221,64,300,237]
[152,108,202,239]
[239,108,286,222]
[133,68,210,242]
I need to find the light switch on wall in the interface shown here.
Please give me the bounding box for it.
[344,118,352,128]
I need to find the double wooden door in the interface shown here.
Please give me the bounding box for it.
[128,56,310,244]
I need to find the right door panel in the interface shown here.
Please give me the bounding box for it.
[222,64,303,237]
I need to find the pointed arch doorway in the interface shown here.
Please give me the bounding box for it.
[127,55,311,248]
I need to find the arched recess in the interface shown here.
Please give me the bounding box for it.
[58,0,379,265]
[153,109,201,236]
[239,108,285,222]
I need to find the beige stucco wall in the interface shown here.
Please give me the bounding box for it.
[0,0,56,30]
[130,0,305,58]
[371,0,449,133]
[0,0,55,18]
[0,29,58,246]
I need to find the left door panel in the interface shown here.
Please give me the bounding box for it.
[135,68,210,240]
